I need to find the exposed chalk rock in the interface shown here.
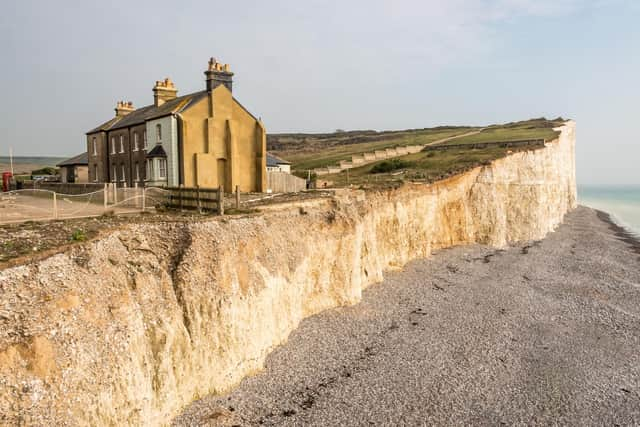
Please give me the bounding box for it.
[0,122,576,425]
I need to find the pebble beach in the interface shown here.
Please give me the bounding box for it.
[174,206,640,426]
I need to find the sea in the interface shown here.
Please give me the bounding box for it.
[579,186,640,237]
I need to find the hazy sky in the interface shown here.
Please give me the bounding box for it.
[2,0,638,185]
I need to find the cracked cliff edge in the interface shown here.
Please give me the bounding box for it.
[0,121,577,425]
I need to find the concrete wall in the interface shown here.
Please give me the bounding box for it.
[59,166,88,184]
[31,181,105,195]
[267,171,306,193]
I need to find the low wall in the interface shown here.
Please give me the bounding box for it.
[27,181,105,195]
[267,171,307,193]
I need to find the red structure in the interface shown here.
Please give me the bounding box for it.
[2,172,12,192]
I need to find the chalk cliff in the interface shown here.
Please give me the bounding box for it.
[0,122,576,425]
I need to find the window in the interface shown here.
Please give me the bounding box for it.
[112,166,117,182]
[143,130,148,149]
[133,133,139,151]
[120,164,126,182]
[92,137,97,156]
[110,137,115,154]
[135,162,140,182]
[156,124,162,143]
[119,135,125,153]
[93,165,98,182]
[145,159,153,180]
[158,159,167,179]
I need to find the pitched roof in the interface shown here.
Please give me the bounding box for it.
[87,117,122,134]
[57,152,88,166]
[267,153,291,167]
[86,91,208,134]
[146,144,167,158]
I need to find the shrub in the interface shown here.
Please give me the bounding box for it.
[370,159,413,174]
[31,167,57,176]
[70,229,87,242]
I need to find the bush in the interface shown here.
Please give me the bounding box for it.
[70,229,87,242]
[31,167,57,176]
[370,159,413,174]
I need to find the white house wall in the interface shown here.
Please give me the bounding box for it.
[146,116,179,186]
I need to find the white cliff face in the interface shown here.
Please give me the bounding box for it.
[0,122,577,426]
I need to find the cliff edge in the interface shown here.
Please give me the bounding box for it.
[0,122,576,425]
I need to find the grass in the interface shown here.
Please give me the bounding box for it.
[371,159,413,174]
[70,229,87,242]
[436,118,564,146]
[320,145,538,188]
[277,117,567,189]
[280,127,479,171]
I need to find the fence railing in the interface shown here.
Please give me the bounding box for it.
[0,184,243,224]
[162,186,223,213]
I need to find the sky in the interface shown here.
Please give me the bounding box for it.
[1,0,638,185]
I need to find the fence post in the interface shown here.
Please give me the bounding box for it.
[52,192,58,220]
[235,185,240,209]
[103,183,108,210]
[179,184,184,211]
[141,187,145,212]
[114,183,118,204]
[196,185,201,212]
[218,185,224,216]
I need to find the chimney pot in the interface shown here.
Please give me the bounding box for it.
[153,77,178,106]
[204,57,234,92]
[115,100,135,117]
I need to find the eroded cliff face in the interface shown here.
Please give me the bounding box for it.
[0,122,576,425]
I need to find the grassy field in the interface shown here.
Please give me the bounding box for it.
[319,146,523,188]
[299,118,567,188]
[435,118,564,146]
[273,118,564,173]
[271,127,479,171]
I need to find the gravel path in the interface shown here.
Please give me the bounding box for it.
[174,206,640,426]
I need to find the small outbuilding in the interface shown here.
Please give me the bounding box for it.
[267,153,292,173]
[57,152,89,183]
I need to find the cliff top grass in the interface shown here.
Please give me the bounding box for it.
[270,127,479,171]
[434,117,564,146]
[273,118,564,175]
[318,145,524,188]
[313,118,566,188]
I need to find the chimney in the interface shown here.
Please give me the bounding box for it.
[115,101,135,117]
[153,78,178,107]
[204,58,233,92]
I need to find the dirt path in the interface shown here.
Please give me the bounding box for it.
[424,128,484,146]
[174,206,640,426]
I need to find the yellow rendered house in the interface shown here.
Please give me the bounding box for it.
[86,58,267,192]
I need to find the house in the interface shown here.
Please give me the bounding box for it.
[266,153,292,173]
[86,58,267,192]
[57,152,88,183]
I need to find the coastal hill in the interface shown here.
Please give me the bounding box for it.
[0,120,577,425]
[271,117,564,185]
